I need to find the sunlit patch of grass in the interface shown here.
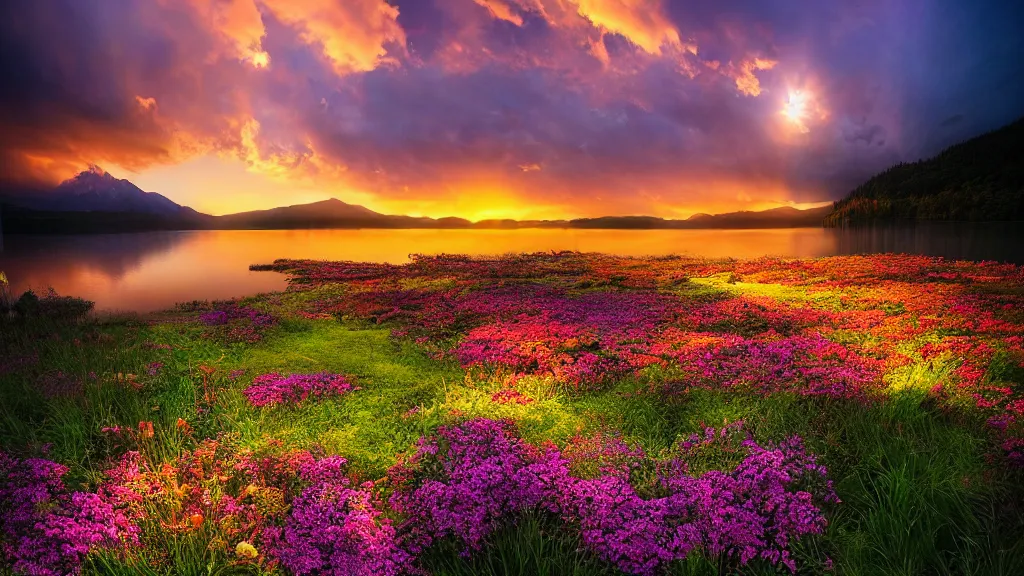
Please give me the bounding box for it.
[688,277,845,310]
[423,375,587,446]
[884,357,959,393]
[213,323,462,477]
[397,276,459,291]
[271,283,350,313]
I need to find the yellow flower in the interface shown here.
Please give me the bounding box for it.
[235,541,259,559]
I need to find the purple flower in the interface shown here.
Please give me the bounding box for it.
[199,310,229,326]
[0,454,137,576]
[388,419,835,574]
[243,372,356,407]
[389,419,568,555]
[266,457,411,576]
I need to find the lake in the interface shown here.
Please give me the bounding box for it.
[2,224,1022,312]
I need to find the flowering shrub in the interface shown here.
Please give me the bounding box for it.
[266,456,410,576]
[668,333,882,399]
[243,372,357,407]
[565,425,836,574]
[198,302,277,343]
[0,453,137,576]
[388,418,835,574]
[99,440,338,569]
[389,419,568,555]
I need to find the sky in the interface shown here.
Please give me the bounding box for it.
[1,0,1022,219]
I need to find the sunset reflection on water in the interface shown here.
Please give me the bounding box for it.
[2,225,1019,312]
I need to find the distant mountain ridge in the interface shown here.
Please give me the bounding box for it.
[570,206,832,229]
[216,198,474,229]
[825,117,1024,225]
[1,167,832,233]
[4,165,204,218]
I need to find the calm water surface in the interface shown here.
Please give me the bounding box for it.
[2,224,1022,312]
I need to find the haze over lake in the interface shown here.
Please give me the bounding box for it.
[2,224,1021,312]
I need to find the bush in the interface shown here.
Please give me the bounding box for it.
[12,289,94,321]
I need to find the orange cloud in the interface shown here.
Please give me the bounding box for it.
[135,96,157,110]
[728,57,778,97]
[161,0,265,62]
[572,0,690,55]
[237,118,349,184]
[473,0,525,25]
[263,0,405,73]
[173,0,403,73]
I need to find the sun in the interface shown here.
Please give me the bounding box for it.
[781,90,812,133]
[782,91,808,122]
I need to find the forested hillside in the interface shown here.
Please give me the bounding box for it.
[825,118,1024,225]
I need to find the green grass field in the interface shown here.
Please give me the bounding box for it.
[2,253,1023,575]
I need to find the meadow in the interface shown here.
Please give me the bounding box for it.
[1,252,1023,576]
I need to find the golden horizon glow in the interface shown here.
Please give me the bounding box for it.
[103,157,833,221]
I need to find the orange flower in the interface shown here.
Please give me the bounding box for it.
[138,421,155,439]
[189,513,204,528]
[176,418,192,435]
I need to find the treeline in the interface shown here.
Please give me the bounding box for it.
[825,117,1024,225]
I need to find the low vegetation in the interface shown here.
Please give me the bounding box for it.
[2,252,1023,575]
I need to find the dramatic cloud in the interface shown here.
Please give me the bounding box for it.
[1,0,1022,217]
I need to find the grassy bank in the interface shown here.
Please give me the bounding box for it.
[2,252,1023,575]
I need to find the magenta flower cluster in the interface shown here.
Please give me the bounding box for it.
[387,418,836,574]
[562,430,837,573]
[668,333,882,399]
[265,456,411,576]
[243,372,357,407]
[388,419,568,555]
[452,289,681,387]
[2,420,834,575]
[0,453,137,576]
[196,302,278,344]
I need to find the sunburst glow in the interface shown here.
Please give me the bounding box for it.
[781,90,813,133]
[782,91,808,121]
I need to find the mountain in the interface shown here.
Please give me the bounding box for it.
[568,206,831,229]
[218,198,385,228]
[687,205,832,228]
[2,165,203,218]
[825,117,1024,225]
[216,198,473,229]
[1,167,831,233]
